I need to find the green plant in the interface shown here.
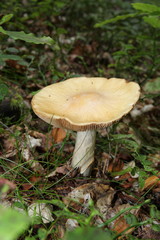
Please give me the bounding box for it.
[95,2,160,84]
[65,226,116,240]
[0,14,54,45]
[0,205,31,240]
[0,83,9,101]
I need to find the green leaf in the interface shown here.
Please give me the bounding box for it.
[150,205,160,220]
[111,134,134,140]
[94,13,137,28]
[152,223,160,232]
[38,228,48,240]
[0,27,54,45]
[111,134,139,152]
[0,54,29,67]
[0,14,13,25]
[143,16,160,28]
[0,54,25,61]
[124,213,138,225]
[111,167,133,177]
[55,1,66,8]
[132,3,160,13]
[0,205,30,240]
[65,227,116,240]
[138,170,148,189]
[0,84,9,100]
[0,26,6,34]
[37,199,66,209]
[136,155,157,173]
[144,78,160,92]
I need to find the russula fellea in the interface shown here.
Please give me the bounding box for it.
[31,77,140,176]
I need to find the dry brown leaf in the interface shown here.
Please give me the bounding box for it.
[56,225,65,239]
[46,164,72,178]
[147,153,160,167]
[142,175,159,191]
[0,178,16,190]
[113,215,134,236]
[96,189,115,217]
[63,183,112,207]
[52,128,66,143]
[1,149,17,158]
[22,183,33,191]
[107,204,139,238]
[108,157,124,173]
[3,137,16,152]
[28,130,55,151]
[115,173,135,189]
[22,176,41,190]
[6,59,27,72]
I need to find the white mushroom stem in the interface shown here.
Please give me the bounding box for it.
[72,130,96,176]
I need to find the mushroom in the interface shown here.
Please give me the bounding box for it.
[31,77,140,176]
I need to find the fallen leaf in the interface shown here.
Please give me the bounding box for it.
[115,173,135,189]
[22,183,33,191]
[22,176,41,190]
[65,219,79,231]
[52,128,66,143]
[108,157,124,173]
[28,202,54,223]
[113,215,134,236]
[46,164,72,178]
[21,134,45,173]
[56,225,65,239]
[96,188,115,217]
[3,137,16,152]
[107,204,139,238]
[63,183,112,208]
[142,175,159,191]
[0,178,16,190]
[6,59,27,72]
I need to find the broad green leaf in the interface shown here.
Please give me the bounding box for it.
[0,205,30,240]
[0,54,29,66]
[0,14,13,25]
[132,3,160,13]
[0,27,54,45]
[150,205,160,220]
[0,54,25,62]
[143,16,160,28]
[94,13,137,28]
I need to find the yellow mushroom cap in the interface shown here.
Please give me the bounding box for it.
[31,77,140,131]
